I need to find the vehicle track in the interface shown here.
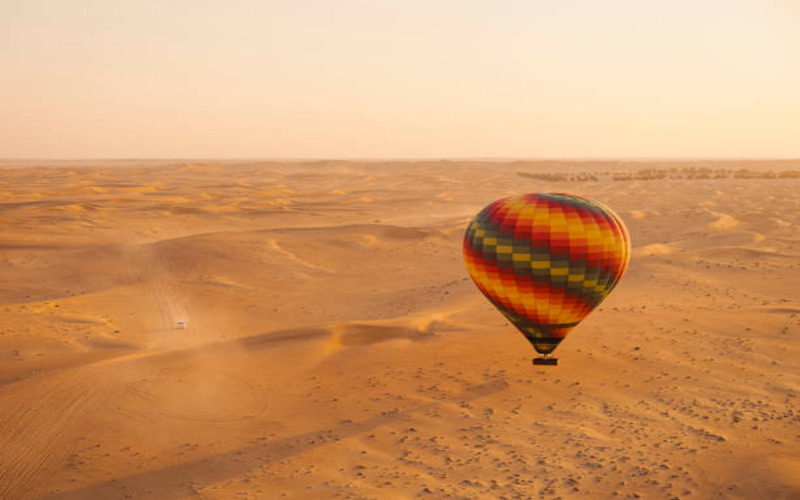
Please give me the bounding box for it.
[124,243,188,346]
[0,370,110,499]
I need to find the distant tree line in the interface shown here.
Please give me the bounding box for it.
[518,167,800,182]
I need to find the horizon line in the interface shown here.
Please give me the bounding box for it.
[2,156,800,163]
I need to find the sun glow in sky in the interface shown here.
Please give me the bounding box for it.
[2,0,799,158]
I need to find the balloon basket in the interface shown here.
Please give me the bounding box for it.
[533,357,558,366]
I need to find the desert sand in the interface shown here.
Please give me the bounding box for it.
[1,159,799,499]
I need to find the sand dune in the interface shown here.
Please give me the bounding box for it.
[633,243,681,257]
[1,160,799,499]
[705,212,742,231]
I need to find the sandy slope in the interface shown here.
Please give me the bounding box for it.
[1,160,799,499]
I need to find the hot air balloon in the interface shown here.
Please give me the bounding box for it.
[463,193,630,365]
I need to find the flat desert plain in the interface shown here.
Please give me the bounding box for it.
[1,160,799,500]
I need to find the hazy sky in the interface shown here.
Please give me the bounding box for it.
[2,0,798,158]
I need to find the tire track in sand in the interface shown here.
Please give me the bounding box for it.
[0,370,111,500]
[0,243,185,498]
[124,243,188,346]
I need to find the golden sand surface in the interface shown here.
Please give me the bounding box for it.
[1,160,799,499]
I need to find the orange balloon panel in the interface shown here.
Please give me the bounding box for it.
[463,193,630,355]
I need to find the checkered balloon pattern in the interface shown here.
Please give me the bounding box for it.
[463,193,630,355]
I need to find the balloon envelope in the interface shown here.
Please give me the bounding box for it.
[463,193,630,355]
